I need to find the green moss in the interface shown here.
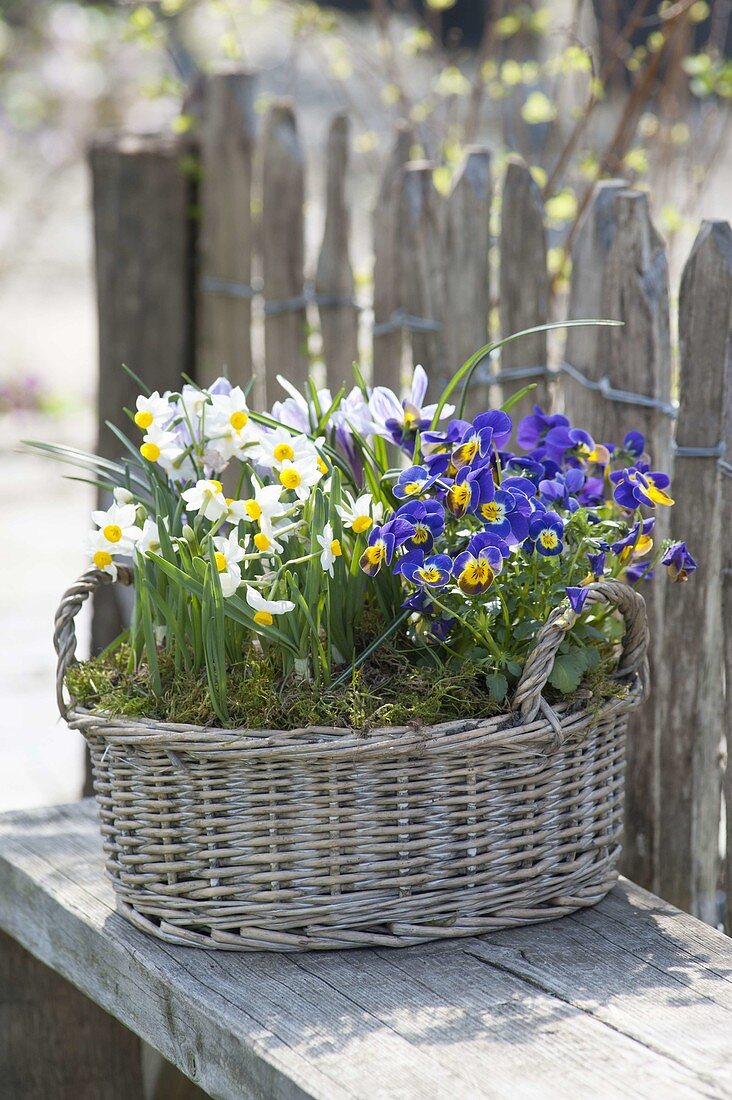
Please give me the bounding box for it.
[66,641,628,732]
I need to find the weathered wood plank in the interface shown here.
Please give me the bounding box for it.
[563,178,628,429]
[372,121,412,389]
[397,162,446,387]
[566,186,672,896]
[262,100,309,399]
[444,146,492,413]
[658,220,732,923]
[315,111,359,391]
[0,929,145,1100]
[498,158,550,418]
[89,133,196,791]
[723,239,732,936]
[4,802,732,1099]
[198,67,258,401]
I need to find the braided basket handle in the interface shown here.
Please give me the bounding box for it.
[54,566,134,721]
[512,578,649,723]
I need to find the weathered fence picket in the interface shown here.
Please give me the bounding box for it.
[398,161,446,385]
[90,133,196,658]
[498,158,550,416]
[316,111,359,392]
[563,185,673,894]
[443,146,492,399]
[262,100,308,399]
[721,225,732,933]
[659,220,731,922]
[372,121,412,389]
[198,67,256,398]
[87,75,731,929]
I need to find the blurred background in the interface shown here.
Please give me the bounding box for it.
[1,0,730,811]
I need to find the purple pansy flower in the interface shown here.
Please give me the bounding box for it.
[359,516,414,576]
[661,541,697,582]
[393,464,438,500]
[395,499,445,551]
[566,586,590,615]
[610,464,674,510]
[401,552,454,589]
[452,531,509,595]
[528,510,564,557]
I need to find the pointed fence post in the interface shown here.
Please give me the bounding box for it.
[444,146,492,413]
[198,67,257,399]
[498,158,550,419]
[659,220,732,923]
[316,111,359,392]
[397,161,446,386]
[372,122,413,389]
[262,100,308,398]
[565,186,672,893]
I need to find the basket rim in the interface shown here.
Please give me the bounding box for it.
[65,675,644,756]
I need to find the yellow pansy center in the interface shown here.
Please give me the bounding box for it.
[140,442,160,463]
[93,550,113,570]
[273,442,295,462]
[134,410,153,429]
[330,538,342,558]
[254,532,271,552]
[254,610,273,626]
[419,565,442,584]
[540,530,559,550]
[214,552,227,572]
[413,524,430,544]
[453,439,478,466]
[403,480,424,496]
[459,559,493,590]
[364,543,385,567]
[280,468,302,491]
[449,483,471,508]
[229,410,248,431]
[352,515,372,534]
[244,499,262,521]
[103,524,122,543]
[480,501,501,523]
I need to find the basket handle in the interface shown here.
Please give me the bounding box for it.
[54,566,134,721]
[512,578,649,723]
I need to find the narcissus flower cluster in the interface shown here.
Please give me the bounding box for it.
[58,353,693,720]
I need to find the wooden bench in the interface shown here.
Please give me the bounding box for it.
[2,801,732,1099]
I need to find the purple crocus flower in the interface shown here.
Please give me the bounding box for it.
[661,541,698,582]
[368,365,454,452]
[587,550,606,578]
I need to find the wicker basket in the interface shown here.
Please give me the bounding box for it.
[55,567,648,952]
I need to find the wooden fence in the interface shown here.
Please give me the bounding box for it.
[90,66,732,929]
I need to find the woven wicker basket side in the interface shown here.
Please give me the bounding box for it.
[54,569,648,951]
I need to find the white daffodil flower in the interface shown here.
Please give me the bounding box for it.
[139,423,184,471]
[87,529,120,578]
[317,522,343,577]
[206,385,259,461]
[245,586,296,628]
[255,428,324,472]
[181,479,228,522]
[228,481,288,529]
[277,456,323,501]
[336,490,383,535]
[211,531,246,597]
[137,517,169,557]
[90,502,143,553]
[134,391,172,431]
